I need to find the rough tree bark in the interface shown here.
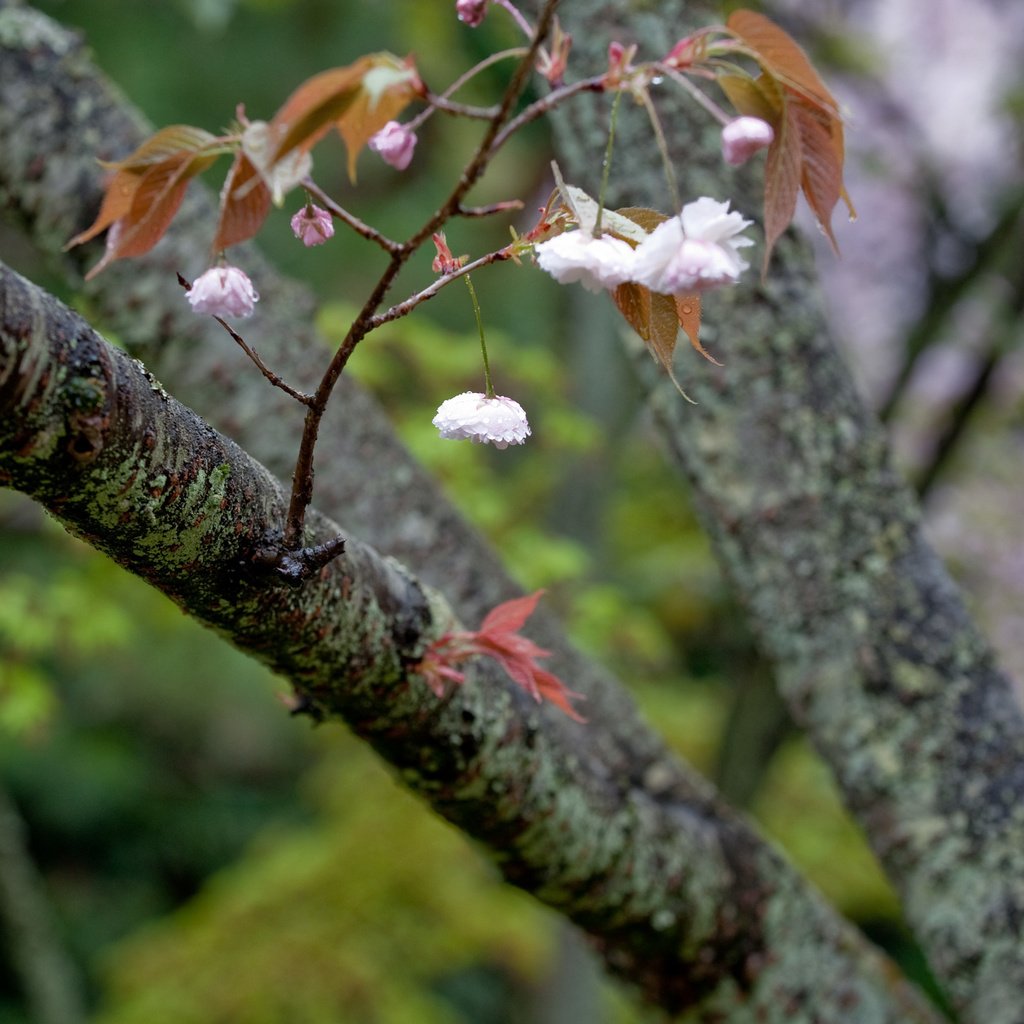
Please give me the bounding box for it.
[0,0,1021,1020]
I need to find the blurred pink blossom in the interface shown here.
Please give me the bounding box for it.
[722,116,774,166]
[290,203,334,247]
[368,121,417,171]
[456,0,488,26]
[186,265,259,318]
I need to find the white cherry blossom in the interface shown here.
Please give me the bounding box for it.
[534,230,636,293]
[432,392,531,449]
[631,197,753,294]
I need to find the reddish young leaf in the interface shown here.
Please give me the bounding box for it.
[213,152,272,252]
[270,62,370,161]
[412,591,585,721]
[85,150,219,278]
[67,125,219,251]
[269,54,421,181]
[337,57,422,181]
[762,100,802,274]
[792,100,842,251]
[717,70,783,126]
[612,280,653,340]
[723,13,854,269]
[478,590,545,636]
[726,10,834,112]
[675,295,717,364]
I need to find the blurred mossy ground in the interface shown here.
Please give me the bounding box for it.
[2,0,905,1020]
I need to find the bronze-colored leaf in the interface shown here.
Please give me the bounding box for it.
[84,150,218,278]
[269,54,420,182]
[213,153,272,252]
[270,62,370,163]
[67,125,219,251]
[675,295,718,364]
[336,57,421,182]
[612,281,652,340]
[726,10,835,112]
[762,100,802,274]
[792,100,842,251]
[717,71,783,125]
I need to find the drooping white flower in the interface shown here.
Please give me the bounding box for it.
[721,116,774,166]
[432,392,531,449]
[534,230,636,293]
[186,265,259,318]
[241,120,312,206]
[368,121,418,171]
[631,197,753,294]
[290,203,334,246]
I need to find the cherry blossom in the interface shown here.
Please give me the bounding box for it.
[186,265,259,318]
[290,203,334,246]
[368,120,418,171]
[721,116,774,166]
[533,230,636,293]
[456,0,488,26]
[631,197,753,294]
[432,392,530,449]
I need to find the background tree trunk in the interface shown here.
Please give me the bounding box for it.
[552,1,1024,1019]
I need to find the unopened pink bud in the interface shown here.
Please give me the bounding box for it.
[721,116,775,166]
[456,0,487,27]
[290,204,334,247]
[368,120,418,171]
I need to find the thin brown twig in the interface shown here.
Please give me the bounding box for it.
[300,180,402,254]
[369,249,514,330]
[176,274,313,406]
[458,199,525,218]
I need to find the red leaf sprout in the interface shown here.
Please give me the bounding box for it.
[415,591,585,721]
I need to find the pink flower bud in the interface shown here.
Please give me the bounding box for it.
[664,35,698,69]
[186,265,259,319]
[456,0,488,27]
[721,116,775,166]
[290,204,335,247]
[367,120,418,171]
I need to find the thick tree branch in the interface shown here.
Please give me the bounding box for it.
[0,261,940,1022]
[552,2,1024,1020]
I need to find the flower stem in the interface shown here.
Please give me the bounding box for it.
[594,88,622,236]
[638,88,680,213]
[464,274,494,397]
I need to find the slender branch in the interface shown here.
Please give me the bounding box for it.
[654,63,733,125]
[175,274,313,406]
[300,180,402,254]
[489,75,606,153]
[457,198,525,218]
[421,94,501,120]
[369,249,513,329]
[281,0,562,551]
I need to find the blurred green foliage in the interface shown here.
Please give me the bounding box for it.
[2,0,908,1020]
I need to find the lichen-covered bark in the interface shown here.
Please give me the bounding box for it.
[0,260,942,1022]
[553,2,1024,1020]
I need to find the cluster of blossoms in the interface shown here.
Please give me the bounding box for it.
[535,196,755,297]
